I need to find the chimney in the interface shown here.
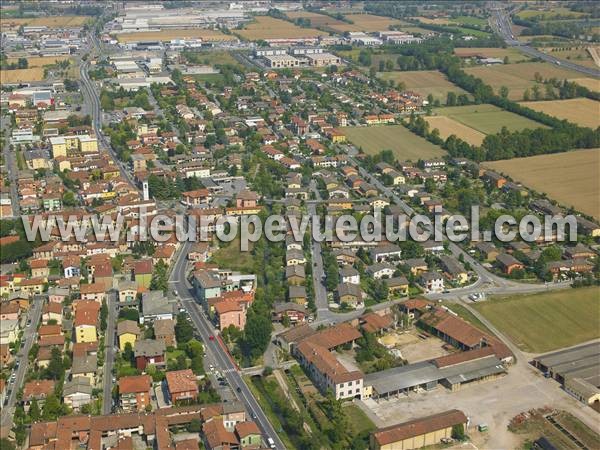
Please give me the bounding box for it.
[142,180,149,201]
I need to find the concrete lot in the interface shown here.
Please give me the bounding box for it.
[397,334,451,363]
[359,362,600,449]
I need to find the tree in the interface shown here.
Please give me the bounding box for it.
[187,418,202,432]
[119,308,139,322]
[46,347,64,380]
[175,312,194,344]
[0,438,16,450]
[452,423,466,440]
[446,91,457,106]
[241,311,272,360]
[499,85,509,98]
[42,394,62,421]
[150,260,168,293]
[29,398,41,422]
[100,299,108,331]
[62,191,77,206]
[123,342,134,364]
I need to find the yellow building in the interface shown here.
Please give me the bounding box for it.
[49,135,98,158]
[370,410,467,450]
[117,320,140,351]
[75,324,97,343]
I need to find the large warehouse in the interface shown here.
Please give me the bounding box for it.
[366,347,507,399]
[532,342,600,407]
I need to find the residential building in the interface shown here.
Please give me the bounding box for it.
[166,369,199,404]
[118,375,152,412]
[134,339,166,370]
[141,291,173,324]
[117,320,140,351]
[154,319,176,347]
[63,378,92,412]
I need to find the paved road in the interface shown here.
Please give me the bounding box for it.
[307,181,330,318]
[79,42,140,193]
[0,116,20,217]
[491,4,600,77]
[170,240,285,450]
[101,291,117,414]
[0,295,44,435]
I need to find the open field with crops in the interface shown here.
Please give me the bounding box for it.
[285,10,349,31]
[464,62,591,100]
[568,77,600,92]
[485,148,600,219]
[342,125,445,161]
[454,47,532,63]
[520,98,600,128]
[539,46,599,69]
[516,7,589,20]
[236,16,326,40]
[0,15,89,29]
[424,116,486,146]
[1,67,45,83]
[116,29,235,43]
[377,70,469,103]
[474,287,600,353]
[6,56,71,67]
[434,104,547,134]
[324,13,408,33]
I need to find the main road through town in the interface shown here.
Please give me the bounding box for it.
[169,240,285,450]
[491,4,600,78]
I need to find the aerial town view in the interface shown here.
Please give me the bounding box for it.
[0,1,598,449]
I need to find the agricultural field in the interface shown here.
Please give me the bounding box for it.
[485,148,600,219]
[0,15,89,30]
[516,7,589,21]
[183,50,244,70]
[342,125,445,161]
[116,29,235,43]
[285,10,349,32]
[474,287,600,353]
[520,98,600,129]
[424,116,486,146]
[236,16,326,40]
[6,56,71,67]
[326,13,407,33]
[539,46,599,69]
[1,67,45,83]
[434,104,547,134]
[569,77,600,92]
[376,70,469,103]
[454,47,532,63]
[464,62,589,100]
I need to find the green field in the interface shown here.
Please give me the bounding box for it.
[434,104,547,134]
[474,287,600,353]
[344,404,376,435]
[516,7,589,20]
[210,236,255,273]
[377,70,469,103]
[342,125,445,161]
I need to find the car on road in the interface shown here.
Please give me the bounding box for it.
[267,437,276,449]
[209,335,215,341]
[236,387,241,393]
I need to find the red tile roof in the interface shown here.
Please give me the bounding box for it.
[118,375,152,394]
[166,369,198,395]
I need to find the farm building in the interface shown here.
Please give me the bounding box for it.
[370,409,468,450]
[365,348,507,399]
[532,342,600,407]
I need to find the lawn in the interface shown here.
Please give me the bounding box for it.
[424,116,486,146]
[464,62,588,100]
[485,148,600,219]
[434,104,547,134]
[343,404,376,435]
[520,98,600,129]
[210,236,255,273]
[474,287,600,353]
[184,50,244,69]
[377,70,469,103]
[236,16,326,40]
[0,15,89,29]
[116,29,235,42]
[454,47,532,63]
[1,67,45,83]
[342,125,445,161]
